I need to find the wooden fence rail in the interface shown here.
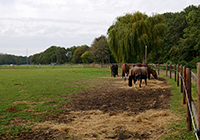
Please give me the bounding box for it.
[154,63,200,139]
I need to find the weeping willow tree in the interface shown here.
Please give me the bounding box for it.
[107,11,165,63]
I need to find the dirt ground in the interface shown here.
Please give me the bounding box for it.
[1,76,179,140]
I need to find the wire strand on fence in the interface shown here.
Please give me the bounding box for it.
[177,70,199,140]
[191,71,197,85]
[156,64,199,139]
[140,64,199,139]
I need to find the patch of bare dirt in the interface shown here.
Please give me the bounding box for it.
[1,76,178,140]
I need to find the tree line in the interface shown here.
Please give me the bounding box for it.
[0,35,115,65]
[161,5,200,67]
[0,54,30,65]
[30,35,116,64]
[107,4,200,68]
[0,5,199,66]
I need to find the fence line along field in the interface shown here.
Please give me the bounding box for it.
[0,65,192,139]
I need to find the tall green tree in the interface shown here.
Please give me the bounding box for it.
[81,51,93,63]
[55,47,67,63]
[181,7,200,59]
[146,14,166,63]
[66,46,77,63]
[72,45,89,63]
[30,46,67,64]
[91,35,110,64]
[107,12,165,63]
[163,5,200,63]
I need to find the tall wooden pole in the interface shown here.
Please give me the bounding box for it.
[26,48,28,68]
[145,46,147,64]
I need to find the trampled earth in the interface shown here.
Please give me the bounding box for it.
[1,76,177,140]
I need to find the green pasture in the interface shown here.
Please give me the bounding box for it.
[0,65,198,139]
[0,66,111,136]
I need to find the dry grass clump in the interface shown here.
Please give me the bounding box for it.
[34,109,180,139]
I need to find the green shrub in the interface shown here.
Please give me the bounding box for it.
[178,61,196,69]
[164,60,173,64]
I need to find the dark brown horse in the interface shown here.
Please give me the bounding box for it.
[147,68,157,79]
[111,64,118,77]
[133,63,157,79]
[129,66,148,88]
[122,63,130,81]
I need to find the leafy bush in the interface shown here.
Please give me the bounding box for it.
[190,57,200,66]
[178,60,196,69]
[164,60,173,64]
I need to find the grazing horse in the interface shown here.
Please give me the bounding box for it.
[128,66,148,89]
[122,63,130,81]
[133,63,157,79]
[111,64,118,77]
[148,68,157,79]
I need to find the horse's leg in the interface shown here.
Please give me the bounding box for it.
[128,76,132,87]
[122,71,125,79]
[124,73,127,81]
[148,73,150,79]
[145,78,147,86]
[134,78,137,89]
[139,79,142,88]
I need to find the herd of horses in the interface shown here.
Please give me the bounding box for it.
[111,63,158,89]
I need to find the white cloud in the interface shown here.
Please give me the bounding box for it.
[0,0,199,56]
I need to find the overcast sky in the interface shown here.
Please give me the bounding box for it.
[0,0,199,56]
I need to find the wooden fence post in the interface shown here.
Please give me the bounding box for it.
[183,66,186,104]
[180,65,183,93]
[174,64,176,81]
[177,64,179,86]
[170,64,171,79]
[166,64,168,76]
[158,64,159,75]
[186,68,191,131]
[197,63,200,138]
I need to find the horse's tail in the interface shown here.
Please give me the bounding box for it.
[128,75,132,87]
[125,63,128,73]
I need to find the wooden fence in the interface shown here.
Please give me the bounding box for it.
[152,63,200,139]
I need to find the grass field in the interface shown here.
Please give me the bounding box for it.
[0,65,198,139]
[0,66,111,136]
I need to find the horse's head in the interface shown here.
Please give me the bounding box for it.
[152,70,158,79]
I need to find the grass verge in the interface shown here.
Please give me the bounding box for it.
[159,74,197,140]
